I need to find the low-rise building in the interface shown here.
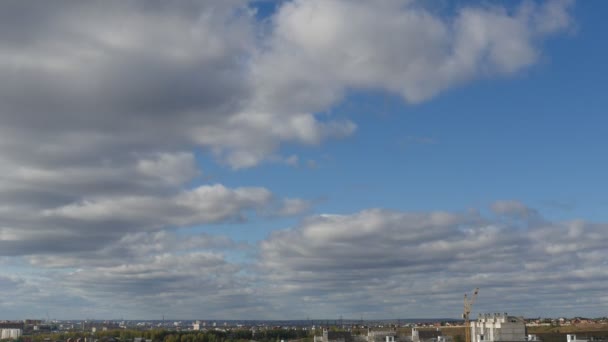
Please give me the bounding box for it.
[368,330,397,342]
[0,322,24,330]
[314,330,354,342]
[471,313,526,342]
[567,335,583,342]
[1,328,22,339]
[193,321,203,331]
[412,328,444,342]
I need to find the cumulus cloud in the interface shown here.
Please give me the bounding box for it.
[5,202,608,319]
[43,184,273,228]
[0,0,359,170]
[0,183,304,257]
[20,231,265,319]
[0,0,351,260]
[275,198,313,216]
[0,0,580,319]
[258,0,574,105]
[0,0,574,173]
[136,152,200,186]
[27,231,244,269]
[257,206,608,318]
[0,233,257,319]
[491,200,539,219]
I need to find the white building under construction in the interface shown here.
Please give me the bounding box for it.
[471,313,531,342]
[1,329,22,340]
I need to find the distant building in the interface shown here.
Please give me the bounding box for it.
[314,329,354,342]
[565,334,608,342]
[0,322,24,330]
[34,325,52,332]
[1,328,23,339]
[566,335,582,342]
[368,330,397,342]
[412,328,444,342]
[471,313,526,342]
[193,321,203,331]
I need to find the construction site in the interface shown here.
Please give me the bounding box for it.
[313,288,608,342]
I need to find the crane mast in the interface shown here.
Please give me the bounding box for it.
[463,288,479,342]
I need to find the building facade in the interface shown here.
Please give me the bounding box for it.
[368,330,396,342]
[412,328,444,342]
[471,313,526,342]
[314,330,354,342]
[1,329,22,340]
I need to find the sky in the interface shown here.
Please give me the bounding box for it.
[1,0,607,321]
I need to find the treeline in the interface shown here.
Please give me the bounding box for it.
[27,328,311,342]
[163,329,310,342]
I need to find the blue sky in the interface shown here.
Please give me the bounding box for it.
[1,0,607,320]
[196,0,608,239]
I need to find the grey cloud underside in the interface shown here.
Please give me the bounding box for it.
[8,203,607,319]
[0,1,251,165]
[256,206,608,318]
[0,0,341,260]
[15,231,265,319]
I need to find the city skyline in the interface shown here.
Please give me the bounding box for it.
[1,0,607,320]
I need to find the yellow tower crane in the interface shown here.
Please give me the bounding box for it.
[463,288,479,342]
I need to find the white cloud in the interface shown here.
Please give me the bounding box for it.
[42,184,273,229]
[136,152,199,186]
[5,201,608,319]
[491,200,538,219]
[0,0,581,319]
[285,154,299,166]
[0,0,575,172]
[21,230,264,319]
[275,198,313,216]
[258,0,574,106]
[0,180,306,257]
[257,205,608,318]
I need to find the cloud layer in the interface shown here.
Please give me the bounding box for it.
[0,0,585,319]
[4,202,608,319]
[257,203,608,318]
